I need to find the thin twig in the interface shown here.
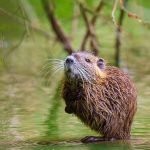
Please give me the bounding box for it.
[115,8,125,67]
[79,3,97,53]
[42,0,74,54]
[91,0,104,25]
[112,0,119,28]
[112,0,150,29]
[119,0,147,25]
[71,2,79,38]
[79,4,93,33]
[114,0,129,67]
[0,7,51,39]
[80,0,104,55]
[4,31,27,59]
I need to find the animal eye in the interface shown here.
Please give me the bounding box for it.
[98,58,104,62]
[97,58,105,70]
[85,58,91,63]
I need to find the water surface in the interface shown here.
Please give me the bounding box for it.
[0,71,150,149]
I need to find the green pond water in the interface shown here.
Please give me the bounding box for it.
[0,70,150,150]
[0,34,150,149]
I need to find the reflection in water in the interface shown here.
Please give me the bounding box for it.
[0,71,150,149]
[35,142,132,150]
[46,81,62,139]
[0,73,150,149]
[9,108,24,141]
[1,140,135,150]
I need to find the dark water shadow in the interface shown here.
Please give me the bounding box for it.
[0,140,134,150]
[45,80,63,139]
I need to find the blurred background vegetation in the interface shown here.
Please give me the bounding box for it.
[0,0,150,149]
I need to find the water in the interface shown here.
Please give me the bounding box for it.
[0,70,150,150]
[2,18,150,148]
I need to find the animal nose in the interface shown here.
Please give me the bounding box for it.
[65,58,74,64]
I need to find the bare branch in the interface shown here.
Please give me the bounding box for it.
[115,0,127,67]
[91,0,104,25]
[90,36,99,56]
[71,2,79,38]
[0,7,51,39]
[112,0,150,29]
[80,0,104,55]
[112,0,119,28]
[3,31,27,59]
[42,0,74,54]
[121,0,150,28]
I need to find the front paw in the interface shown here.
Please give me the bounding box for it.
[81,136,106,143]
[65,106,74,114]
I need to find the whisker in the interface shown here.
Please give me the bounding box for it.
[42,61,64,69]
[80,68,92,81]
[78,68,89,81]
[77,67,92,86]
[47,66,64,84]
[43,65,64,77]
[46,58,64,62]
[76,68,85,88]
[79,68,95,85]
[81,67,96,82]
[41,58,64,75]
[42,63,64,71]
[45,62,64,66]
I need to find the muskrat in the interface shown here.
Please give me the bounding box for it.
[61,52,137,143]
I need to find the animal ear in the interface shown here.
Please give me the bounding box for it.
[97,58,105,70]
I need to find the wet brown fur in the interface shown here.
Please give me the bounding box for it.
[62,52,137,139]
